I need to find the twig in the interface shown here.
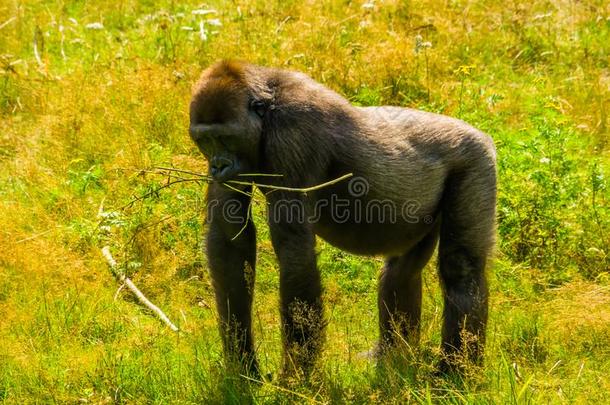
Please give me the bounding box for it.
[120,168,352,215]
[231,185,254,241]
[114,283,125,301]
[119,178,202,210]
[136,169,195,180]
[152,166,282,178]
[226,173,352,240]
[222,182,254,198]
[227,173,353,194]
[153,166,211,178]
[15,229,52,244]
[101,246,179,332]
[0,17,16,31]
[238,173,284,177]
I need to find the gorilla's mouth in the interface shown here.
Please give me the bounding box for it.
[209,155,241,182]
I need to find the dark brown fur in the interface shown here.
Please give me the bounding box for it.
[190,60,497,377]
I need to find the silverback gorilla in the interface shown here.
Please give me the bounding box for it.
[189,60,496,377]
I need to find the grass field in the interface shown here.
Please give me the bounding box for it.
[1,0,609,403]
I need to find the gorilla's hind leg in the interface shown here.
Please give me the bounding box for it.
[438,166,496,372]
[378,224,439,350]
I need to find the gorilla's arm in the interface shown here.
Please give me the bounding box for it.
[206,184,259,375]
[267,194,323,375]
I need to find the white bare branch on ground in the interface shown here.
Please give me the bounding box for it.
[101,246,179,332]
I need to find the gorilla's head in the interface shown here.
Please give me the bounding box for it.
[189,61,271,182]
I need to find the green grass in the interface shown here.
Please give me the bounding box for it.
[1,0,609,403]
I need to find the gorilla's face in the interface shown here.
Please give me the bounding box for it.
[189,74,265,182]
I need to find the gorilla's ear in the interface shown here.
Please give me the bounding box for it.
[249,99,267,118]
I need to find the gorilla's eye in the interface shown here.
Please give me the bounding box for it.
[249,100,266,118]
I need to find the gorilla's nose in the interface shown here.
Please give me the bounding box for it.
[210,156,234,180]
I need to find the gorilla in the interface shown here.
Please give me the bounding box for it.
[189,60,496,377]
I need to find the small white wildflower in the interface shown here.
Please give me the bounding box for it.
[85,22,104,30]
[415,34,432,53]
[533,12,552,21]
[192,9,217,16]
[206,18,222,27]
[540,157,551,164]
[362,2,375,10]
[99,210,120,219]
[69,17,78,25]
